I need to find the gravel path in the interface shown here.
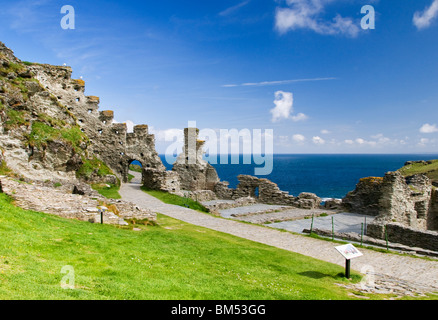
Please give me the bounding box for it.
[119,179,438,296]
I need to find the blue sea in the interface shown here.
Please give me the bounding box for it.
[155,154,438,200]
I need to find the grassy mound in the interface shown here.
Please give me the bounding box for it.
[141,186,209,213]
[398,160,438,181]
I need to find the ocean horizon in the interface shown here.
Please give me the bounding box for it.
[155,153,438,200]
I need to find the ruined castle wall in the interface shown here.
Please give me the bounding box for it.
[29,64,166,183]
[367,223,438,252]
[220,175,321,209]
[428,188,438,231]
[342,177,383,216]
[173,128,219,191]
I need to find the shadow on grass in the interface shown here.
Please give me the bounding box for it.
[298,271,337,279]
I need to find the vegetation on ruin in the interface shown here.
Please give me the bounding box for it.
[3,109,29,131]
[91,183,122,200]
[359,177,384,184]
[76,156,114,180]
[26,121,87,155]
[141,186,209,213]
[399,160,438,181]
[0,160,13,176]
[128,164,142,173]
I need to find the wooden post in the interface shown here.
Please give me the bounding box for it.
[361,223,364,246]
[331,216,334,241]
[310,214,314,235]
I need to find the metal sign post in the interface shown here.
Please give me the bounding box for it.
[98,206,108,224]
[335,244,363,279]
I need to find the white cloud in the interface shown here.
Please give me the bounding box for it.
[149,126,184,142]
[275,0,360,37]
[219,0,250,16]
[222,77,336,88]
[125,120,135,133]
[344,139,354,145]
[291,113,308,122]
[413,0,438,29]
[420,123,438,133]
[292,134,306,142]
[320,129,331,134]
[418,138,430,147]
[312,136,325,145]
[355,138,366,145]
[270,91,294,122]
[270,91,308,122]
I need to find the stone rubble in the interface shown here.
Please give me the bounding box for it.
[0,176,156,225]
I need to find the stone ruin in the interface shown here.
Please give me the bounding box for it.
[170,127,322,209]
[173,128,220,192]
[1,39,322,212]
[342,171,438,251]
[29,63,167,185]
[214,175,321,209]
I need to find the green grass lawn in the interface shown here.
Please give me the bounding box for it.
[91,183,122,199]
[141,186,210,213]
[1,192,435,300]
[0,192,372,300]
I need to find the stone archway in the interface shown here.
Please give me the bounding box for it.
[127,159,143,184]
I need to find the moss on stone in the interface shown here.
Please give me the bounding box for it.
[76,156,114,180]
[359,177,384,184]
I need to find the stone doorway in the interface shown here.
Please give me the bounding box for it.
[127,160,143,184]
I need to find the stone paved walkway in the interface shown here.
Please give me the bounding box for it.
[119,180,438,296]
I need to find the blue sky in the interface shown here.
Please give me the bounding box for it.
[1,0,438,154]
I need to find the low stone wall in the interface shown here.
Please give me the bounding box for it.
[367,222,438,252]
[303,228,438,257]
[214,175,321,209]
[202,197,257,214]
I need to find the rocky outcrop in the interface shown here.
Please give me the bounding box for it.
[0,43,87,182]
[0,41,173,189]
[28,62,166,183]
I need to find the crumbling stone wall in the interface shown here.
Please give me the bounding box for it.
[216,174,321,209]
[142,168,181,194]
[428,188,438,230]
[343,170,438,250]
[343,171,437,231]
[29,63,167,184]
[342,177,383,216]
[172,128,220,191]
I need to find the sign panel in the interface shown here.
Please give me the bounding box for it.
[335,244,363,260]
